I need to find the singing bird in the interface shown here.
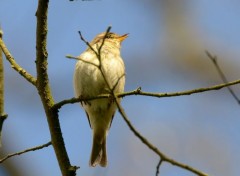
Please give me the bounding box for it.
[74,31,128,167]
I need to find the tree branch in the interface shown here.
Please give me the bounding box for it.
[53,95,110,110]
[115,99,208,176]
[0,29,8,147]
[0,141,52,163]
[54,79,240,109]
[97,26,112,56]
[206,50,240,104]
[36,1,76,175]
[119,79,240,98]
[78,31,98,56]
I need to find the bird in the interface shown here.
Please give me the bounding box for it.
[74,31,128,167]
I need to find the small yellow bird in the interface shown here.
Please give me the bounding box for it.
[74,32,128,167]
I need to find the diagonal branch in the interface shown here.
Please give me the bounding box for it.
[0,37,36,86]
[78,26,113,91]
[115,99,208,176]
[97,26,112,56]
[0,141,52,163]
[206,50,240,104]
[78,31,98,56]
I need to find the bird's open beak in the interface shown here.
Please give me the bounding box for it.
[118,33,129,42]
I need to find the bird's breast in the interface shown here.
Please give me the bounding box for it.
[74,52,125,98]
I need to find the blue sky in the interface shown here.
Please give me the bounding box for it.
[1,1,240,176]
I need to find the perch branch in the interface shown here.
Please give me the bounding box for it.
[53,95,110,110]
[119,79,240,98]
[54,79,240,109]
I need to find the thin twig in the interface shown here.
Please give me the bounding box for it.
[66,55,99,67]
[97,26,112,56]
[95,26,113,90]
[78,26,113,91]
[98,42,113,90]
[206,50,240,104]
[78,31,98,56]
[0,141,52,163]
[156,159,163,176]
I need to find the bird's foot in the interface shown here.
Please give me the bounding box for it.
[79,95,91,106]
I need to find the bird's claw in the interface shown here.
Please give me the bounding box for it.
[79,95,91,106]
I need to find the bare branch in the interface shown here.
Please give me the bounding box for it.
[156,159,163,176]
[36,1,75,175]
[66,55,99,67]
[115,99,208,176]
[96,26,113,91]
[97,26,112,55]
[206,50,240,104]
[119,79,240,98]
[78,31,98,56]
[0,141,52,163]
[54,79,240,109]
[53,95,110,110]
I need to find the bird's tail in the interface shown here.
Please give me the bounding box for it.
[90,130,107,167]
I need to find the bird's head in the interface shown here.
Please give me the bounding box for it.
[90,32,128,48]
